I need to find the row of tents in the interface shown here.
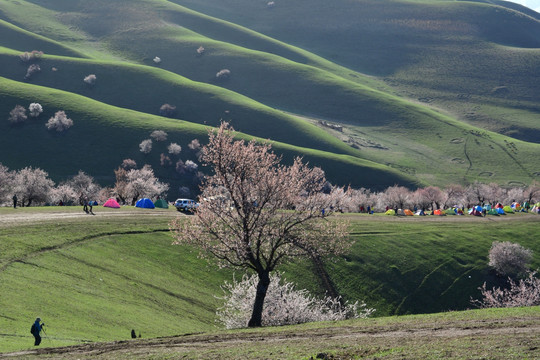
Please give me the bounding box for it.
[101,198,169,209]
[385,202,540,216]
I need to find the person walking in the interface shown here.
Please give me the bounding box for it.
[12,194,17,209]
[83,197,89,214]
[31,317,44,346]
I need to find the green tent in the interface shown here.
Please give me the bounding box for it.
[385,209,396,215]
[503,205,514,213]
[154,199,169,209]
[487,209,499,216]
[444,208,456,215]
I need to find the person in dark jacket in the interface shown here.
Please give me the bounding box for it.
[31,318,44,346]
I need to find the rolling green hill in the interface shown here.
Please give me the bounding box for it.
[0,0,539,197]
[0,208,538,352]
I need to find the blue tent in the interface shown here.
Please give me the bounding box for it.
[136,198,155,209]
[496,207,506,215]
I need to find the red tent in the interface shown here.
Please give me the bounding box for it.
[103,198,121,208]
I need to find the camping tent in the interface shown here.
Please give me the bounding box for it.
[487,209,499,216]
[414,210,425,216]
[404,209,414,216]
[495,203,504,209]
[496,207,506,215]
[503,205,514,214]
[103,198,121,208]
[136,198,155,209]
[433,209,445,216]
[385,209,396,215]
[469,208,482,216]
[444,208,456,215]
[154,198,169,209]
[89,200,98,206]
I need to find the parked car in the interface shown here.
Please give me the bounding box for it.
[174,198,199,212]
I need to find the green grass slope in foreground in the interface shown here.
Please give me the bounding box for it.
[0,208,233,352]
[2,308,540,359]
[0,208,539,353]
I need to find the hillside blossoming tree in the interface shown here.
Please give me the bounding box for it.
[8,105,27,124]
[217,272,373,329]
[83,74,97,85]
[167,143,182,155]
[471,271,540,308]
[123,165,168,205]
[28,103,43,117]
[0,163,14,203]
[139,139,153,154]
[159,104,176,117]
[66,170,102,204]
[150,130,168,142]
[488,241,532,277]
[14,167,54,207]
[24,64,41,80]
[46,111,73,132]
[170,123,351,327]
[216,69,231,79]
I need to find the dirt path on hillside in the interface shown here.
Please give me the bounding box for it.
[0,209,178,227]
[2,317,539,359]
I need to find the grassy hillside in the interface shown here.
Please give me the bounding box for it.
[0,0,539,191]
[0,208,538,352]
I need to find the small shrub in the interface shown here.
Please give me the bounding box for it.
[83,74,97,85]
[167,143,182,155]
[471,271,540,308]
[8,105,27,124]
[45,111,73,132]
[139,139,152,154]
[28,103,43,118]
[216,272,374,329]
[150,130,167,142]
[488,241,532,277]
[24,64,41,80]
[216,69,231,79]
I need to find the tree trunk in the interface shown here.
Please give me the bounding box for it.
[247,270,270,327]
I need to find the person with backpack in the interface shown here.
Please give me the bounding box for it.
[30,317,44,346]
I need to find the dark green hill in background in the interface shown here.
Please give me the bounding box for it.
[1,0,539,197]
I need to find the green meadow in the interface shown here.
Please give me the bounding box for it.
[0,207,538,353]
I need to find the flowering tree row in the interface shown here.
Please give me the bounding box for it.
[333,182,539,213]
[0,162,168,207]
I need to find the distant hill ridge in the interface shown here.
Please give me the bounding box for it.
[0,0,539,198]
